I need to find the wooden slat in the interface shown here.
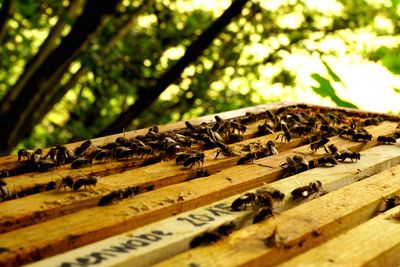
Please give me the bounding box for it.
[25,143,400,267]
[153,163,400,267]
[278,205,400,267]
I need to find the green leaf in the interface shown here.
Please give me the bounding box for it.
[321,60,343,84]
[311,73,358,109]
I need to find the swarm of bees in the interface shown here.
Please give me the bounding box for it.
[231,187,285,224]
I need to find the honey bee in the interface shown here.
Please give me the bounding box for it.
[98,186,139,206]
[231,192,256,211]
[74,140,92,157]
[183,152,205,169]
[377,135,396,144]
[352,132,372,142]
[253,207,274,224]
[257,123,274,135]
[310,138,329,152]
[326,144,338,155]
[189,222,236,248]
[215,141,239,159]
[266,140,278,155]
[0,178,9,199]
[17,148,34,161]
[309,155,337,168]
[71,157,93,169]
[383,196,400,211]
[59,176,74,191]
[275,122,292,142]
[291,181,324,200]
[237,151,266,165]
[335,150,360,162]
[73,176,98,190]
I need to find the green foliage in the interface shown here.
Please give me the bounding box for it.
[3,0,400,149]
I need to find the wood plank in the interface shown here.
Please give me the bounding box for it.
[153,163,400,267]
[25,144,400,267]
[278,205,400,267]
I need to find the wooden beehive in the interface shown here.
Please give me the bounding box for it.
[1,102,400,267]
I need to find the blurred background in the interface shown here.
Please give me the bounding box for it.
[0,0,399,153]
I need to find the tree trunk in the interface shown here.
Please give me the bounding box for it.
[0,0,16,44]
[30,1,152,133]
[0,0,122,153]
[98,0,251,137]
[0,0,84,116]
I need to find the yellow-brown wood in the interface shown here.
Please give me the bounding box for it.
[27,143,400,267]
[154,163,400,267]
[278,205,400,267]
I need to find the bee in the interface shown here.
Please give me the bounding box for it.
[316,113,329,125]
[94,149,113,161]
[231,192,256,211]
[45,181,56,191]
[32,158,60,172]
[310,138,329,152]
[320,125,339,136]
[55,145,76,164]
[185,121,196,131]
[393,130,400,139]
[0,178,9,199]
[257,123,274,135]
[228,120,247,135]
[291,181,324,200]
[71,157,93,169]
[275,122,292,142]
[192,169,208,180]
[352,132,372,142]
[291,124,313,137]
[43,148,57,160]
[183,152,205,169]
[309,155,337,168]
[292,155,309,173]
[0,170,9,178]
[112,146,135,160]
[59,176,74,191]
[73,176,98,191]
[326,113,342,126]
[215,141,239,159]
[237,151,266,165]
[255,187,285,207]
[266,140,278,155]
[17,148,34,161]
[383,196,400,211]
[136,144,154,158]
[74,140,92,157]
[326,144,338,155]
[339,127,355,138]
[97,186,139,206]
[189,222,236,248]
[377,135,396,144]
[362,118,380,126]
[335,150,360,162]
[253,207,274,224]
